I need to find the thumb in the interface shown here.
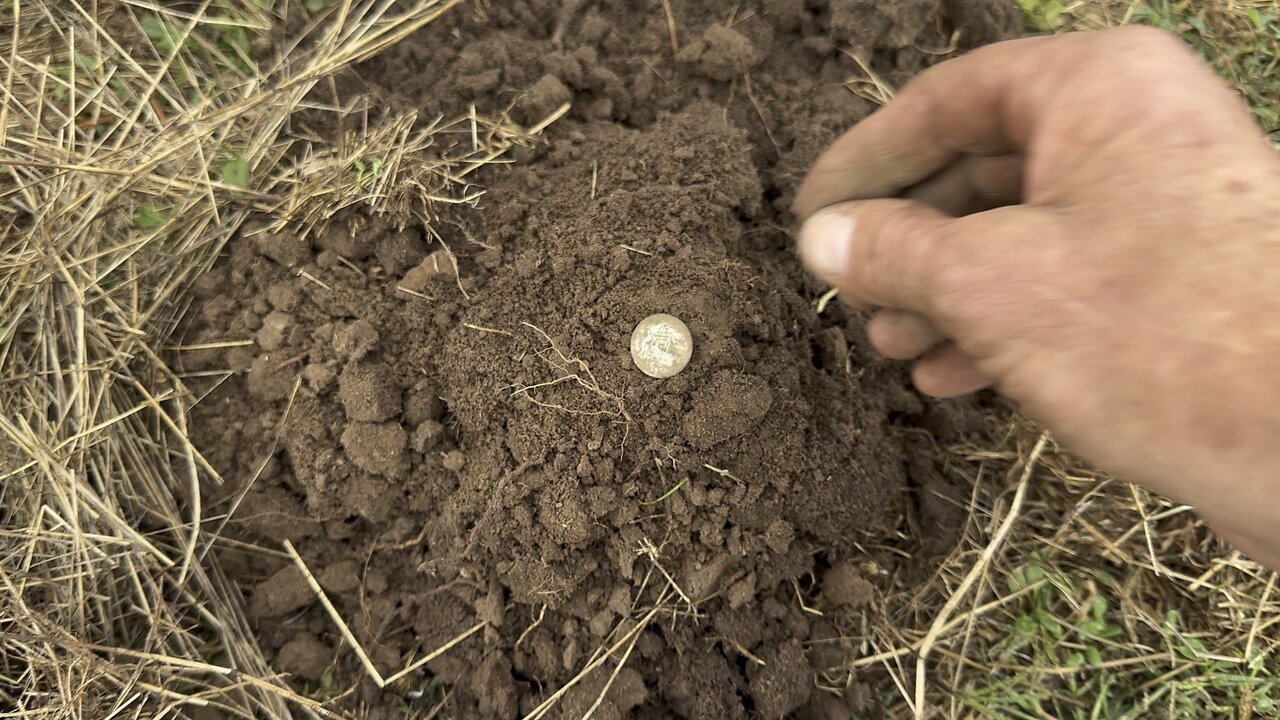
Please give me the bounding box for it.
[797,200,1063,333]
[797,199,953,314]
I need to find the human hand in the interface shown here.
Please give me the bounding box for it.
[793,27,1280,569]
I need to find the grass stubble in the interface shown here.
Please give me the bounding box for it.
[0,1,558,717]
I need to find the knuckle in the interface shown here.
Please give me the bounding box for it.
[853,203,911,265]
[1113,24,1178,50]
[926,219,1015,322]
[1108,27,1200,81]
[850,201,944,304]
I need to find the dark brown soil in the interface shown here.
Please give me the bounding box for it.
[179,1,1018,717]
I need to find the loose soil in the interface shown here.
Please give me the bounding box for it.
[180,1,1018,717]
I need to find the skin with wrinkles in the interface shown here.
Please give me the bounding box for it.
[794,27,1280,569]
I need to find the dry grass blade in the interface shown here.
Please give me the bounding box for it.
[522,586,676,720]
[265,103,553,240]
[912,434,1047,718]
[841,48,896,106]
[282,540,486,689]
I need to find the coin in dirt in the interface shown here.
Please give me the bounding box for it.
[631,314,693,378]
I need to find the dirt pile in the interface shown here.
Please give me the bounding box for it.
[180,1,1018,717]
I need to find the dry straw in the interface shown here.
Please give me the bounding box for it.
[0,1,543,716]
[827,419,1280,718]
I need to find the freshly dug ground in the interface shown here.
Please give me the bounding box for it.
[180,1,1019,717]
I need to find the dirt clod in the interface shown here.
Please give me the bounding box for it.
[682,370,773,449]
[831,0,935,50]
[333,319,379,361]
[276,633,332,682]
[318,560,361,595]
[246,355,295,401]
[557,666,648,720]
[400,250,453,294]
[250,565,313,619]
[337,361,400,422]
[375,230,426,276]
[681,24,759,81]
[749,640,813,717]
[257,312,293,351]
[521,73,572,123]
[255,231,311,268]
[341,421,408,478]
[821,559,876,609]
[442,449,466,472]
[316,223,374,260]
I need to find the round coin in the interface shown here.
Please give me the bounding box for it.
[630,314,693,379]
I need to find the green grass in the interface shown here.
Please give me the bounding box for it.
[1022,0,1279,134]
[640,475,690,505]
[865,445,1279,720]
[952,559,1276,719]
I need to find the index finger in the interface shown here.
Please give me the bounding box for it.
[793,34,1064,219]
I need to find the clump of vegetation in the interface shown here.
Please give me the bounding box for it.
[1138,0,1279,136]
[1017,0,1067,32]
[853,426,1279,720]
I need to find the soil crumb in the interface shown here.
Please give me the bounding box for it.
[180,0,1018,717]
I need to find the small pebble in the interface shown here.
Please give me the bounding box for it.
[443,450,466,472]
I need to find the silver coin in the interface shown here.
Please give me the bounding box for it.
[631,314,693,379]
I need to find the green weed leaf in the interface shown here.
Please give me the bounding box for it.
[1016,0,1065,31]
[142,15,183,54]
[1024,563,1046,584]
[73,52,101,74]
[135,204,168,231]
[1006,568,1026,593]
[221,152,248,189]
[1015,614,1037,636]
[1092,596,1108,620]
[1036,608,1063,638]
